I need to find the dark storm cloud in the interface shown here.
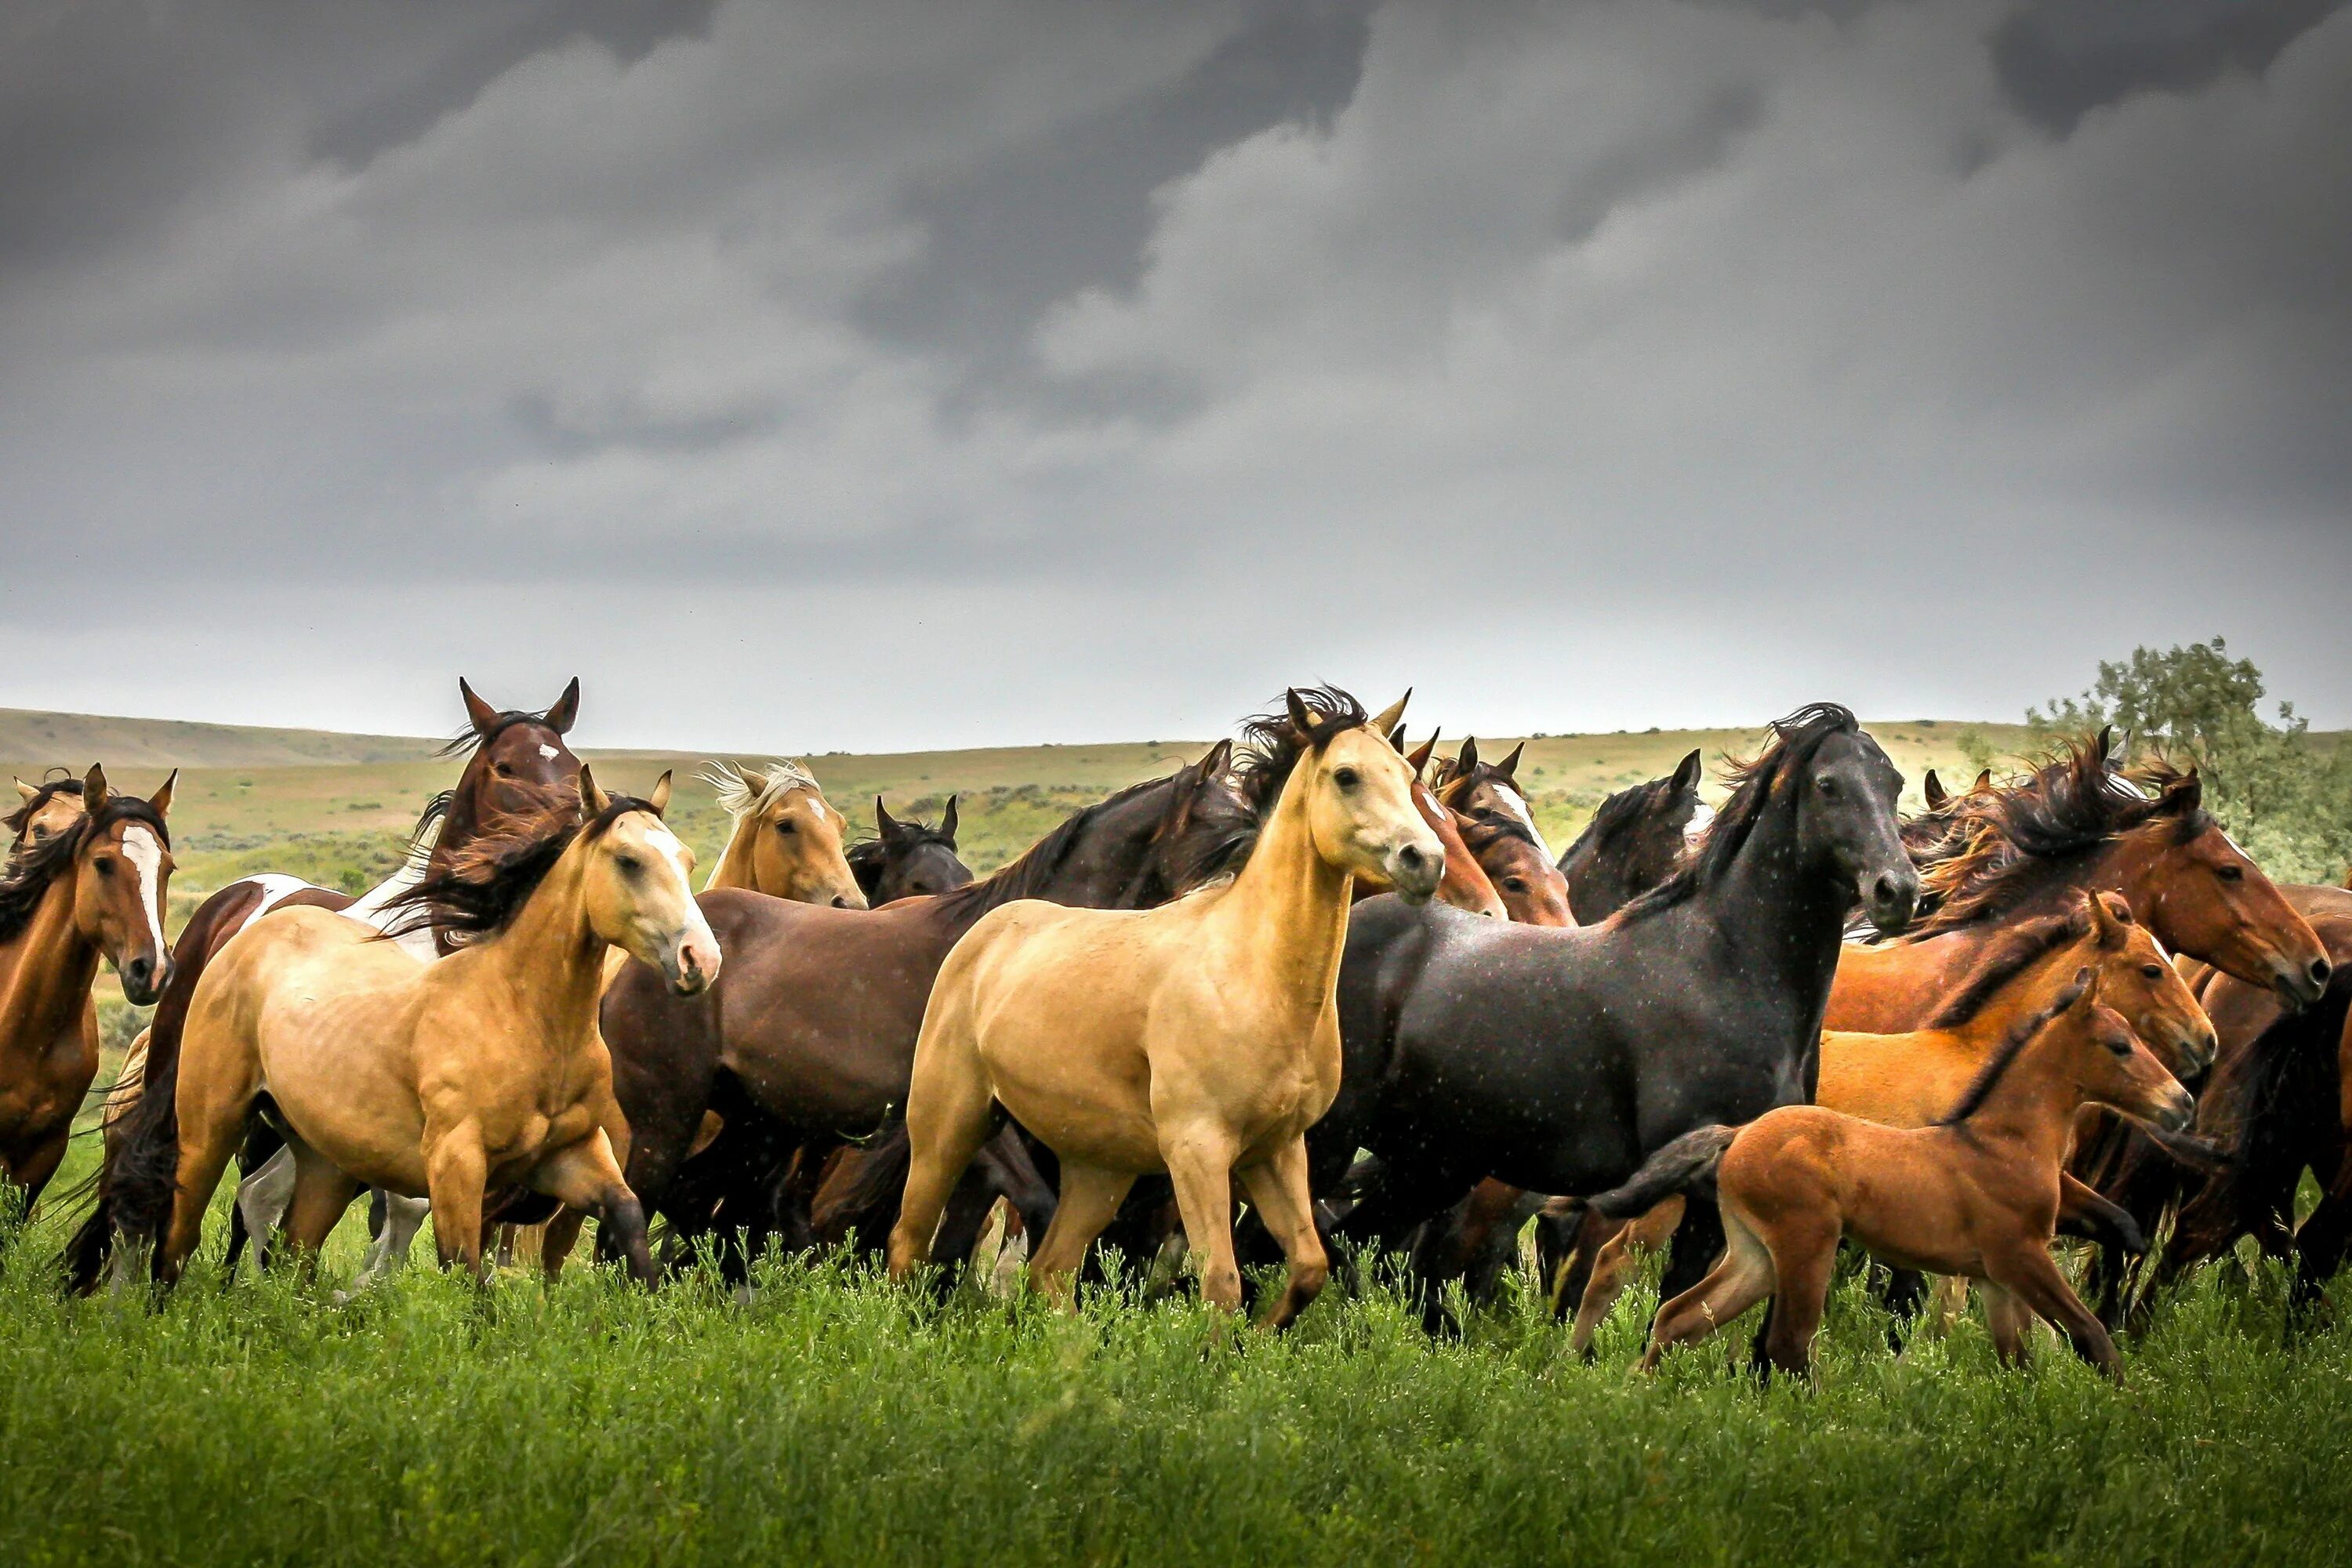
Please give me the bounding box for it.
[1,0,2349,750]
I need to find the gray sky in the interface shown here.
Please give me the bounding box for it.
[5,0,2347,752]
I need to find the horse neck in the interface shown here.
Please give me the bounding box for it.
[1205,764,1354,1016]
[1697,798,1853,1022]
[1951,1028,2097,1171]
[706,815,759,893]
[453,846,607,1041]
[1942,942,2091,1051]
[0,877,98,1058]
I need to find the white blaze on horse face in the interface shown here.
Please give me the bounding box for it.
[538,744,560,760]
[1683,800,1717,848]
[642,819,715,944]
[1494,783,1550,859]
[118,824,169,959]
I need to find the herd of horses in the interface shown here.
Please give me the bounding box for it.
[3,677,2348,1383]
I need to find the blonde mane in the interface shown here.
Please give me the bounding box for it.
[702,760,824,822]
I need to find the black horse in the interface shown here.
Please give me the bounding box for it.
[849,797,973,906]
[1555,748,1704,924]
[1314,705,1918,1309]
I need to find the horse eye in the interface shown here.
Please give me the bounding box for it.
[614,854,643,874]
[2217,864,2243,882]
[2141,964,2165,980]
[2107,1033,2134,1057]
[1333,767,1360,789]
[1816,775,1840,797]
[93,856,114,876]
[775,820,797,835]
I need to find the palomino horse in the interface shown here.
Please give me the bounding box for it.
[109,771,717,1288]
[701,760,865,908]
[590,742,1255,1275]
[848,799,973,906]
[8,775,89,864]
[889,688,1441,1326]
[1601,969,2193,1382]
[1317,706,1919,1312]
[66,678,584,1292]
[0,767,176,1212]
[1828,732,2328,1032]
[1563,889,2214,1355]
[1554,750,1707,925]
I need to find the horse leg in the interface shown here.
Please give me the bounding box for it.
[422,1126,490,1279]
[885,1023,998,1280]
[539,1206,588,1280]
[1025,1162,1137,1305]
[1237,1139,1330,1331]
[1163,1128,1245,1312]
[1571,1196,1683,1359]
[1977,1281,2031,1367]
[1987,1243,2124,1383]
[158,1042,262,1288]
[279,1140,362,1275]
[1640,1213,1775,1373]
[532,1131,655,1287]
[1650,1192,1729,1351]
[231,1145,299,1277]
[2290,1175,2352,1317]
[1755,1221,1838,1380]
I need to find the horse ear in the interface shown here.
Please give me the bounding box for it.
[149,769,176,818]
[940,796,959,844]
[542,677,581,735]
[2158,768,2203,818]
[459,677,499,736]
[1457,736,1480,774]
[1496,742,1525,781]
[1671,749,1704,794]
[875,797,902,840]
[1973,768,1992,792]
[2093,725,2114,765]
[1368,689,1410,738]
[81,764,110,812]
[1387,724,1407,752]
[2085,888,2128,948]
[1406,731,1439,779]
[1922,770,1947,811]
[1285,688,1313,736]
[579,764,610,816]
[13,778,34,804]
[648,771,673,815]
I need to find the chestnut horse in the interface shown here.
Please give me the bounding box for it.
[66,678,583,1292]
[1828,732,2328,1032]
[1601,968,2191,1381]
[109,771,715,1289]
[701,760,864,908]
[1,768,176,1213]
[889,688,1440,1325]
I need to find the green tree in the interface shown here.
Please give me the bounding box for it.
[2031,638,2351,884]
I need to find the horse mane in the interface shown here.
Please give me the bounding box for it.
[0,796,171,946]
[433,707,563,759]
[4,777,84,837]
[1614,703,1860,920]
[1935,967,2092,1125]
[1907,738,2209,938]
[931,772,1180,920]
[844,811,958,880]
[1461,815,1540,855]
[702,760,822,822]
[1922,906,2090,1031]
[1559,774,1675,865]
[382,782,643,943]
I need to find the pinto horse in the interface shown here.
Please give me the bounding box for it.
[1828,731,2328,1032]
[586,739,1254,1274]
[65,678,583,1292]
[849,799,973,906]
[889,688,1440,1326]
[1315,706,1919,1315]
[702,760,864,908]
[112,771,715,1289]
[1555,750,1707,925]
[1,768,176,1214]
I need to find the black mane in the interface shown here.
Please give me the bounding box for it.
[383,787,645,943]
[5,776,85,838]
[1935,967,2092,1125]
[0,797,171,946]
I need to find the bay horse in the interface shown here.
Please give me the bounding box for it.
[1600,968,2192,1382]
[701,760,864,908]
[1381,730,1505,920]
[584,738,1255,1275]
[1564,889,2214,1354]
[111,771,716,1289]
[1555,750,1706,924]
[1314,705,1919,1316]
[8,775,88,864]
[65,677,584,1292]
[1,767,176,1214]
[888,688,1440,1326]
[1828,731,2328,1033]
[848,798,973,906]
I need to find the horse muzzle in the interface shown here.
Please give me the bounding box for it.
[664,930,724,996]
[2146,1082,2196,1133]
[1385,840,1445,906]
[2272,953,2332,1011]
[118,953,172,1007]
[1859,866,1920,935]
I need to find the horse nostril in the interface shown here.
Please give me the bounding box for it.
[2311,957,2333,989]
[1396,845,1425,874]
[1873,874,1903,905]
[832,895,851,909]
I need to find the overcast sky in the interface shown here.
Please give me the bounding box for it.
[4,0,2347,753]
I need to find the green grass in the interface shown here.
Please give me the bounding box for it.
[2,1211,2347,1567]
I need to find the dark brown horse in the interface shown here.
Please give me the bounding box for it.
[2,768,176,1214]
[848,799,973,906]
[1555,750,1705,924]
[583,743,1251,1274]
[63,678,583,1292]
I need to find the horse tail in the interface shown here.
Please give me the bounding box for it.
[810,1116,913,1250]
[1587,1126,1737,1220]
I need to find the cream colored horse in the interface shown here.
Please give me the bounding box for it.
[701,760,866,908]
[888,688,1442,1328]
[141,769,720,1286]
